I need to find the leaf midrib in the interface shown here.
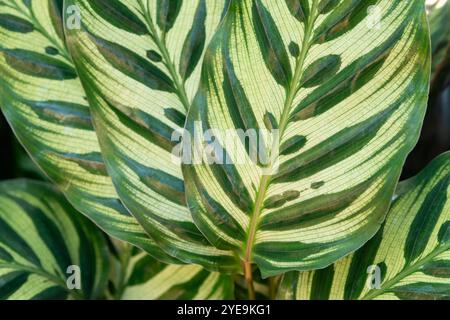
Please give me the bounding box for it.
[362,242,450,300]
[6,1,71,62]
[244,0,319,265]
[139,0,191,112]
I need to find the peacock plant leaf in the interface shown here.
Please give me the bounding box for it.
[0,179,109,300]
[277,152,450,300]
[182,0,431,277]
[64,0,240,272]
[0,0,177,263]
[120,249,234,300]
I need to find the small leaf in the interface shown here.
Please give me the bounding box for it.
[0,180,109,300]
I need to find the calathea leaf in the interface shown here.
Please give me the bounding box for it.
[0,0,176,263]
[64,0,240,272]
[183,0,430,277]
[278,153,450,300]
[115,247,234,300]
[0,179,109,300]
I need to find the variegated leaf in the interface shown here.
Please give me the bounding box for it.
[120,248,234,300]
[65,0,240,272]
[0,179,109,300]
[183,0,430,276]
[0,0,176,262]
[278,152,450,300]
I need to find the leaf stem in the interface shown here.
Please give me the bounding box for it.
[244,261,255,300]
[115,243,132,299]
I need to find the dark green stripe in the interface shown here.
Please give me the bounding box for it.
[391,282,450,300]
[121,154,186,207]
[24,100,93,131]
[300,55,341,88]
[343,226,384,300]
[10,196,72,277]
[310,264,334,300]
[184,167,246,248]
[179,0,206,80]
[252,0,292,87]
[284,0,309,22]
[1,48,77,80]
[404,175,449,264]
[48,0,65,42]
[421,260,450,278]
[159,269,209,300]
[87,32,175,93]
[0,14,34,33]
[31,286,68,300]
[0,271,29,299]
[0,215,41,267]
[312,0,380,44]
[156,0,182,34]
[89,0,148,35]
[53,152,108,176]
[127,255,166,286]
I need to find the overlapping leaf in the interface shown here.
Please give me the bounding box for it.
[278,153,450,300]
[0,0,175,262]
[119,249,234,300]
[65,0,240,272]
[183,0,430,277]
[0,179,109,299]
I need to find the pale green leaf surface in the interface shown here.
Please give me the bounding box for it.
[0,0,176,263]
[278,152,450,300]
[0,179,109,300]
[183,0,431,276]
[65,0,240,272]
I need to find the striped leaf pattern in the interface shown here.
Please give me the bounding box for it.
[65,0,240,272]
[120,249,234,300]
[0,179,109,300]
[278,153,450,300]
[183,0,431,277]
[0,0,175,262]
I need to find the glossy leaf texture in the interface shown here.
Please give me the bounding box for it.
[119,249,234,300]
[65,0,240,272]
[0,0,176,262]
[278,152,450,300]
[0,179,109,300]
[183,0,431,277]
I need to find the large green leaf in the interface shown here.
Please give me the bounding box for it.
[278,152,450,300]
[0,179,109,299]
[183,0,430,277]
[119,248,234,300]
[65,0,240,272]
[0,0,176,262]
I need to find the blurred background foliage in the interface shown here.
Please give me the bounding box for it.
[402,0,450,179]
[0,0,449,182]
